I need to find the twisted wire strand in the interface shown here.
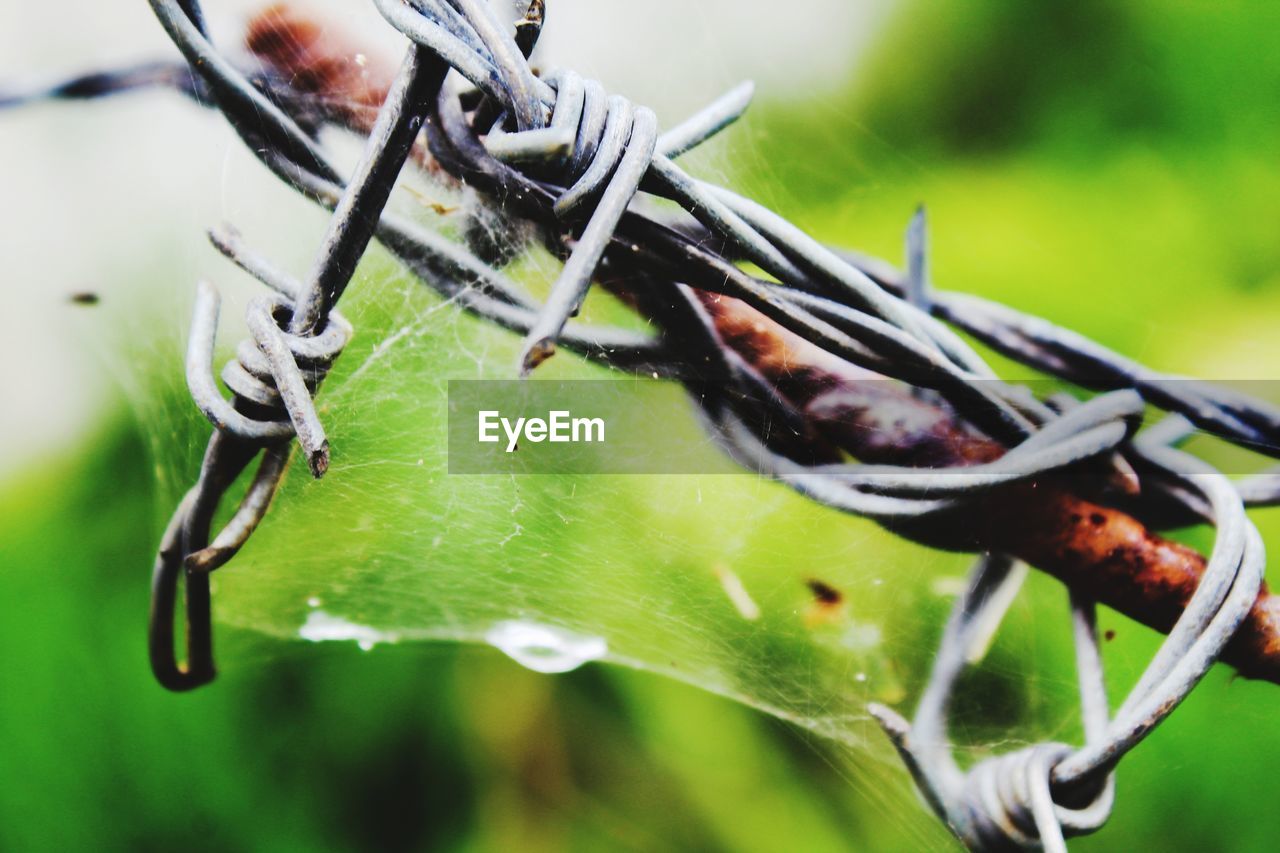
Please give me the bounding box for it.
[14,1,1275,847]
[828,249,1280,463]
[710,389,1143,521]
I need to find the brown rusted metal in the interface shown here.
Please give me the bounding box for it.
[694,290,1280,684]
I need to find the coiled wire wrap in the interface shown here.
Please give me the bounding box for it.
[187,276,351,478]
[43,0,1271,846]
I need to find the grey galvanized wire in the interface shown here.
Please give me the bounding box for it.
[11,1,1278,848]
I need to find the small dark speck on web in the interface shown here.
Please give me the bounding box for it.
[806,578,843,605]
[1104,629,1116,642]
[69,291,100,305]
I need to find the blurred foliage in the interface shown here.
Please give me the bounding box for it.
[742,0,1280,204]
[854,0,1280,158]
[3,0,1280,850]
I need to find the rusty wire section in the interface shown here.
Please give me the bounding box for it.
[13,0,1280,848]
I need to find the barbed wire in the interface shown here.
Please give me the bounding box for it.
[9,0,1279,847]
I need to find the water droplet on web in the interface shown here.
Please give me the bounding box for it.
[299,610,398,652]
[840,622,883,651]
[484,620,607,674]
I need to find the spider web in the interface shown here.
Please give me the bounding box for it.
[78,51,1119,769]
[140,231,958,739]
[105,149,911,698]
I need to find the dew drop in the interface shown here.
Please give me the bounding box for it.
[484,620,607,674]
[840,622,883,651]
[299,610,398,651]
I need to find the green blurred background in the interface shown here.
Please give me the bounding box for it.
[2,0,1279,850]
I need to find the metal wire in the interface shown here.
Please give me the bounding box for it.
[12,1,1278,847]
